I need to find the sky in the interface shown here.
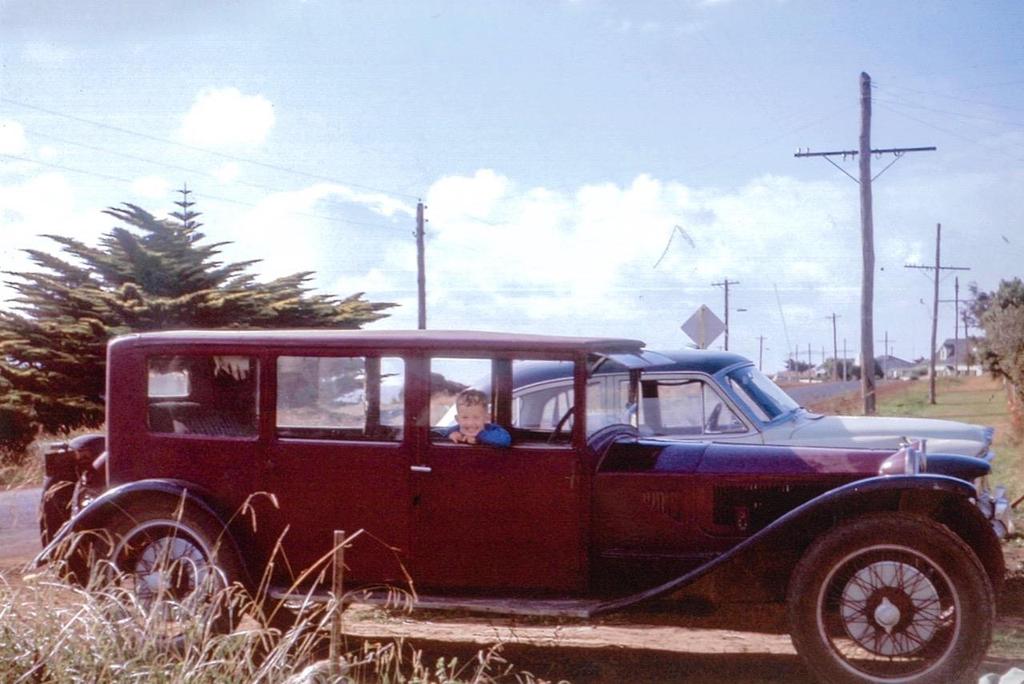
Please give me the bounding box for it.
[1,0,1023,373]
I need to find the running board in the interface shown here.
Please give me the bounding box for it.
[267,587,604,619]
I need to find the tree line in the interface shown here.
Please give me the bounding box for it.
[0,192,394,461]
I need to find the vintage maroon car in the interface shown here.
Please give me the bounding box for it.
[38,330,1004,683]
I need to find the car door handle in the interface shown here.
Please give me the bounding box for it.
[410,465,432,473]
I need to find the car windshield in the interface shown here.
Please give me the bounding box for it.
[724,365,800,422]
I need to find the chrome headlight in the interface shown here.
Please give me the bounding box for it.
[976,483,1014,539]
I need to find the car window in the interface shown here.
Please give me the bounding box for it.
[725,365,799,421]
[509,360,575,431]
[430,358,493,427]
[276,355,404,441]
[638,376,746,436]
[147,354,258,437]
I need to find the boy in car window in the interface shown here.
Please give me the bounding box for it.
[440,389,511,447]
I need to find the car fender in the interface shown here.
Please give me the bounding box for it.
[591,473,995,616]
[34,478,249,584]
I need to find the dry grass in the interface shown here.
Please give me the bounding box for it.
[0,441,44,491]
[0,560,546,684]
[1,426,105,491]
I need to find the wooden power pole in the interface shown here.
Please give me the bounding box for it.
[905,224,970,404]
[712,279,739,350]
[415,201,426,330]
[795,72,935,415]
[827,313,840,380]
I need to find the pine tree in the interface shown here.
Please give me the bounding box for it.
[0,189,395,457]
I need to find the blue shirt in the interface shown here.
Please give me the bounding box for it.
[439,423,511,447]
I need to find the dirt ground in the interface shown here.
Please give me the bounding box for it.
[3,545,1022,683]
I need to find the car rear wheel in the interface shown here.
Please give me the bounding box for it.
[104,498,247,643]
[787,513,993,684]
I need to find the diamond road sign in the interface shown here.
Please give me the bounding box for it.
[681,305,725,349]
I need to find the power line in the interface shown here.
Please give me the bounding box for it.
[23,127,339,199]
[876,102,1024,162]
[0,152,407,231]
[0,97,421,201]
[874,97,1024,129]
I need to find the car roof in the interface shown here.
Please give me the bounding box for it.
[644,349,754,375]
[513,348,753,386]
[114,329,646,355]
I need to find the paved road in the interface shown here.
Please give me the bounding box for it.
[0,487,41,562]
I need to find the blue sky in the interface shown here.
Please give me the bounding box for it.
[2,1,1022,371]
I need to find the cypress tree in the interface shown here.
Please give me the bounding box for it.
[0,188,395,457]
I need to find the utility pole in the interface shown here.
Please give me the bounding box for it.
[963,307,972,375]
[939,276,964,374]
[415,201,426,330]
[905,223,970,404]
[795,72,935,415]
[712,279,739,350]
[875,332,895,379]
[842,338,849,382]
[826,313,840,381]
[757,335,766,371]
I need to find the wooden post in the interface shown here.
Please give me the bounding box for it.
[330,529,346,677]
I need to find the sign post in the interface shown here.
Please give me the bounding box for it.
[681,305,725,349]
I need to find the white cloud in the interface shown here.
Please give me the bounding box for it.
[77,164,1011,371]
[0,120,27,154]
[0,173,108,306]
[180,87,275,147]
[381,170,861,341]
[220,182,416,281]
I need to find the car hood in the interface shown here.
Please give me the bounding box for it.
[766,413,990,457]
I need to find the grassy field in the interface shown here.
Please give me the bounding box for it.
[872,376,1023,502]
[810,375,1022,506]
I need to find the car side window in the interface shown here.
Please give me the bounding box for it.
[639,376,746,436]
[147,355,258,437]
[276,355,404,441]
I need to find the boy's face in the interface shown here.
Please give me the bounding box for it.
[455,402,488,437]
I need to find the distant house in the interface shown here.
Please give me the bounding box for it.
[875,354,915,379]
[937,338,981,376]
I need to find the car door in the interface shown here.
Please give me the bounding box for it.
[260,352,411,587]
[409,355,587,594]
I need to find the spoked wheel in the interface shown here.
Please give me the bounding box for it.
[787,514,993,684]
[105,499,245,642]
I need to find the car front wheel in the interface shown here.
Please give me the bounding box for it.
[787,513,993,684]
